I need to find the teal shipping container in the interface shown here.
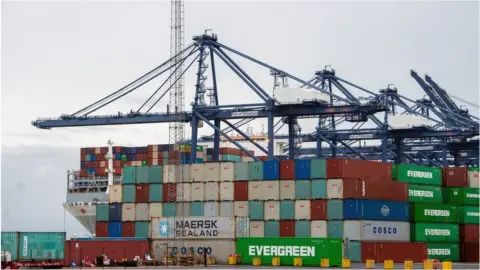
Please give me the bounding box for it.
[14,232,66,261]
[235,162,250,181]
[327,200,343,220]
[264,221,280,237]
[295,220,311,237]
[344,240,361,262]
[327,221,343,238]
[280,200,295,220]
[1,232,19,261]
[149,184,163,202]
[162,151,169,159]
[96,204,109,221]
[135,221,149,238]
[310,159,327,179]
[135,166,149,183]
[295,180,311,199]
[312,179,327,199]
[249,161,264,181]
[249,201,264,220]
[122,184,136,202]
[222,154,241,162]
[163,203,176,217]
[190,202,205,216]
[122,167,136,184]
[148,166,163,183]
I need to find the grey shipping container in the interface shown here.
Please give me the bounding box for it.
[344,220,410,242]
[151,240,236,264]
[135,203,149,221]
[220,202,234,217]
[204,202,218,217]
[177,202,191,216]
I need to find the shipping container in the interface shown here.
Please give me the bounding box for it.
[249,161,264,180]
[96,203,109,221]
[236,217,250,237]
[135,203,149,221]
[310,220,328,238]
[162,202,176,217]
[220,201,234,216]
[295,180,311,199]
[96,222,108,237]
[264,201,280,220]
[279,200,295,220]
[148,166,163,183]
[219,182,234,201]
[219,162,235,181]
[65,239,150,265]
[234,162,250,181]
[190,163,205,182]
[295,220,311,237]
[327,159,392,181]
[237,237,343,266]
[250,221,265,237]
[151,239,236,263]
[162,183,177,202]
[204,202,218,217]
[122,222,135,237]
[135,221,149,237]
[122,167,136,184]
[264,160,280,180]
[392,164,442,185]
[108,222,122,237]
[343,200,409,222]
[121,203,136,221]
[312,179,327,199]
[1,232,19,261]
[233,181,248,201]
[248,181,262,200]
[135,184,149,203]
[176,183,191,202]
[411,223,459,242]
[327,220,343,238]
[163,164,177,183]
[203,182,217,201]
[459,205,480,224]
[122,184,136,203]
[191,183,205,201]
[408,184,443,204]
[135,166,149,183]
[190,202,205,216]
[204,162,220,182]
[344,240,361,262]
[341,179,409,202]
[234,201,249,217]
[443,187,480,205]
[148,183,163,202]
[295,200,311,220]
[280,220,295,237]
[310,159,327,179]
[427,243,459,262]
[177,202,191,217]
[177,164,190,182]
[150,217,236,239]
[149,203,162,219]
[344,220,410,241]
[295,159,311,180]
[109,203,122,221]
[264,181,280,200]
[410,203,458,223]
[460,224,479,242]
[467,171,479,188]
[1,232,65,261]
[249,201,264,220]
[279,160,294,180]
[280,180,295,200]
[327,200,343,220]
[264,221,280,237]
[443,167,468,187]
[327,179,343,199]
[460,242,479,262]
[361,242,427,263]
[109,185,123,203]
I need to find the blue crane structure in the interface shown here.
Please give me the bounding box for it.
[32,33,478,166]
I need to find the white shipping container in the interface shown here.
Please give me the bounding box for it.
[190,164,205,182]
[151,217,236,239]
[248,182,263,200]
[204,202,219,217]
[295,200,311,220]
[204,163,220,182]
[249,221,264,237]
[236,217,250,237]
[219,182,234,201]
[220,162,235,182]
[262,181,280,200]
[264,201,280,220]
[242,156,254,162]
[100,161,106,168]
[343,220,410,242]
[108,185,122,203]
[178,164,191,182]
[190,183,205,201]
[234,201,249,217]
[176,202,191,217]
[176,183,191,202]
[163,165,178,183]
[220,202,234,217]
[122,203,136,221]
[151,239,236,263]
[149,203,163,219]
[151,145,159,152]
[468,171,479,188]
[280,180,295,200]
[135,203,149,221]
[327,179,343,199]
[95,147,101,154]
[310,221,328,238]
[205,183,219,201]
[150,158,159,166]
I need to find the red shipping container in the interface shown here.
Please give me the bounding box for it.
[122,222,135,237]
[80,169,88,178]
[343,179,408,202]
[135,184,149,203]
[96,154,104,161]
[114,167,122,176]
[81,154,86,162]
[259,156,269,161]
[65,239,150,265]
[95,222,108,237]
[442,167,468,187]
[310,200,327,220]
[90,147,96,153]
[280,160,295,180]
[361,242,427,263]
[280,221,295,237]
[81,148,87,155]
[114,160,121,167]
[460,224,479,243]
[168,158,179,165]
[327,159,392,181]
[461,242,479,262]
[234,182,248,201]
[163,183,177,202]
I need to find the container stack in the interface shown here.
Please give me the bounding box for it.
[147,144,206,165]
[206,147,255,162]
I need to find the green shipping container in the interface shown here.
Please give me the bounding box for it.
[222,154,241,162]
[122,166,136,184]
[459,206,480,224]
[122,184,136,203]
[295,180,311,199]
[1,232,19,261]
[249,201,264,220]
[148,166,163,183]
[344,240,361,262]
[295,221,311,237]
[310,159,326,179]
[236,237,342,266]
[327,200,343,220]
[468,167,479,172]
[427,243,460,262]
[96,204,109,221]
[121,154,127,162]
[149,184,163,202]
[411,223,459,242]
[408,184,443,204]
[443,187,480,205]
[327,221,343,238]
[190,202,204,216]
[17,232,65,260]
[410,203,458,223]
[280,201,295,220]
[135,221,149,237]
[249,161,264,180]
[264,221,280,237]
[235,162,250,181]
[311,179,327,199]
[135,166,149,183]
[163,203,176,217]
[392,164,442,186]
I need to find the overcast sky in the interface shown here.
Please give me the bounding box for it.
[1,1,478,235]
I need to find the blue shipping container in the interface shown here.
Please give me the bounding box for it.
[109,203,122,221]
[115,153,121,160]
[90,154,96,161]
[343,199,410,222]
[108,222,122,237]
[263,160,280,180]
[295,159,311,180]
